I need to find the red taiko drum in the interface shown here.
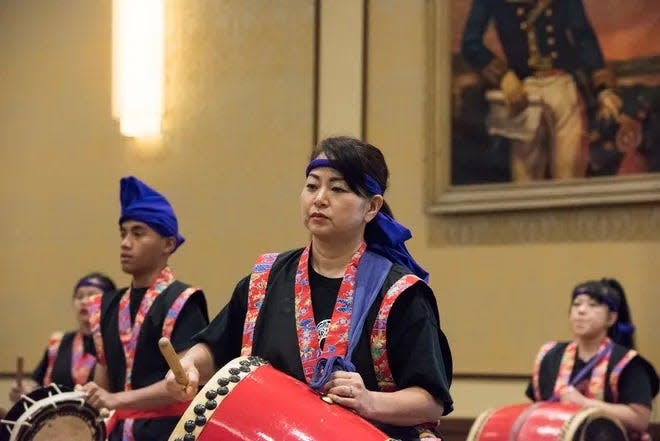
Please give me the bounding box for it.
[168,356,395,441]
[467,402,627,441]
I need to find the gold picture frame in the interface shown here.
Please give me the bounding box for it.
[426,0,660,215]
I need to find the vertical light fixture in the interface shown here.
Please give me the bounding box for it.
[112,0,164,137]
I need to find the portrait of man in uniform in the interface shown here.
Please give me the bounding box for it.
[449,0,660,186]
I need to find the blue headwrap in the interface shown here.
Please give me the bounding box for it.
[74,276,114,294]
[572,284,620,312]
[306,158,429,282]
[119,176,185,250]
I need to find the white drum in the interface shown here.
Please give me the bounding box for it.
[0,384,105,441]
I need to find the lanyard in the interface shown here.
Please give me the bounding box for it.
[294,242,366,383]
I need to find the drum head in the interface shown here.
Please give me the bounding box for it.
[576,416,628,441]
[0,385,105,441]
[558,407,628,441]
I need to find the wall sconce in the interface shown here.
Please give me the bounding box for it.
[112,0,164,137]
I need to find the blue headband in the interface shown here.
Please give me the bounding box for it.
[306,158,382,195]
[74,277,113,294]
[306,159,429,281]
[119,176,185,250]
[572,285,619,312]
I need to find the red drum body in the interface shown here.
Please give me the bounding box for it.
[467,402,628,441]
[168,356,393,441]
[0,384,105,441]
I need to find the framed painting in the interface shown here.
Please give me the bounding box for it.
[428,0,660,213]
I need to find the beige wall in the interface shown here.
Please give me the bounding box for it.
[0,0,314,370]
[0,0,657,421]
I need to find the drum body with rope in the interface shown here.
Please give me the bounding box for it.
[467,402,628,441]
[168,356,394,441]
[0,384,105,441]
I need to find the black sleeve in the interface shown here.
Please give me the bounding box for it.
[170,290,211,353]
[31,348,49,385]
[617,356,655,408]
[193,276,249,370]
[460,0,495,69]
[386,283,454,415]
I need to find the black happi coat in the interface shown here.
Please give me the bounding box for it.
[526,341,658,408]
[32,331,96,388]
[196,249,453,440]
[100,281,208,441]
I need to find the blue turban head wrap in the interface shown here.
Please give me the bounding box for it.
[118,176,185,251]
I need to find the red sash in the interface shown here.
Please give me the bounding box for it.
[105,401,191,434]
[42,332,64,385]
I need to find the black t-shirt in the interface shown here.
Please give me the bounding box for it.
[195,249,453,440]
[309,267,341,348]
[32,331,96,388]
[525,343,658,408]
[130,287,148,323]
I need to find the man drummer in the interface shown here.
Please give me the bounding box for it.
[83,176,209,441]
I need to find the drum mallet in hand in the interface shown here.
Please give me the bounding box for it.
[158,337,189,386]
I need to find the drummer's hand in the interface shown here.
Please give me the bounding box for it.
[83,382,119,410]
[9,380,36,403]
[558,386,588,407]
[322,371,374,417]
[165,356,198,401]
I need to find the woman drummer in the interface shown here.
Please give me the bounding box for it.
[9,272,116,401]
[165,136,453,440]
[527,278,658,439]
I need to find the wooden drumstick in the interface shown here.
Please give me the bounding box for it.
[158,337,189,386]
[16,356,24,387]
